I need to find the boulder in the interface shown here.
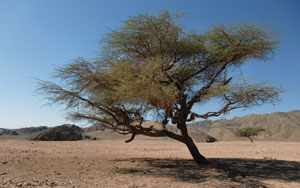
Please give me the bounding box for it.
[187,129,218,143]
[31,125,82,141]
[204,136,218,143]
[63,124,82,132]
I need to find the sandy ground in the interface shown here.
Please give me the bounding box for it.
[0,140,300,188]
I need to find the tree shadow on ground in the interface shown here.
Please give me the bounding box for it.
[114,158,300,187]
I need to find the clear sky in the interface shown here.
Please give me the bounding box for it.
[1,0,299,129]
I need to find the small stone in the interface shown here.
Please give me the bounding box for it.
[51,181,56,185]
[23,181,30,186]
[53,171,61,175]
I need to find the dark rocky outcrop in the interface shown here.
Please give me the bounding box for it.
[31,125,82,141]
[63,124,82,132]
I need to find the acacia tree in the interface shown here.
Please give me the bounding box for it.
[37,10,281,165]
[236,127,266,143]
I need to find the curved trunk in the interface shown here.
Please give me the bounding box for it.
[175,119,209,165]
[184,137,209,165]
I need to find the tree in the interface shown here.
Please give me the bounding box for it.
[235,127,266,143]
[37,10,281,165]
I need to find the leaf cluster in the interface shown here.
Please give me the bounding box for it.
[235,127,266,137]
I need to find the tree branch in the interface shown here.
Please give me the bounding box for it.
[187,60,232,110]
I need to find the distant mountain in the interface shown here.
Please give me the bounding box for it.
[17,126,48,134]
[0,128,18,136]
[82,121,217,142]
[0,124,80,140]
[83,111,300,142]
[1,110,300,142]
[188,110,300,141]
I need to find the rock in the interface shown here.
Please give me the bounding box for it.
[31,125,82,141]
[23,181,30,186]
[204,136,218,143]
[10,130,19,135]
[83,135,97,140]
[63,124,82,132]
[184,129,218,143]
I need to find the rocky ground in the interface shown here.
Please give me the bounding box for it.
[0,140,300,187]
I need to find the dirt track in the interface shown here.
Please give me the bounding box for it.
[1,140,300,187]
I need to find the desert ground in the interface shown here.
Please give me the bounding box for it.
[1,140,300,188]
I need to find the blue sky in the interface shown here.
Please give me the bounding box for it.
[0,0,299,128]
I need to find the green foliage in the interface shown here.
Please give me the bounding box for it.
[235,127,266,142]
[36,10,281,142]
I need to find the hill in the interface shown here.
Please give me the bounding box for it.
[84,110,300,142]
[188,110,300,141]
[0,128,18,136]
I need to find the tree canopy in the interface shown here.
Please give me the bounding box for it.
[37,10,281,164]
[236,127,266,143]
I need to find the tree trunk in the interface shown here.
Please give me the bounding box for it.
[184,137,209,165]
[249,137,254,143]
